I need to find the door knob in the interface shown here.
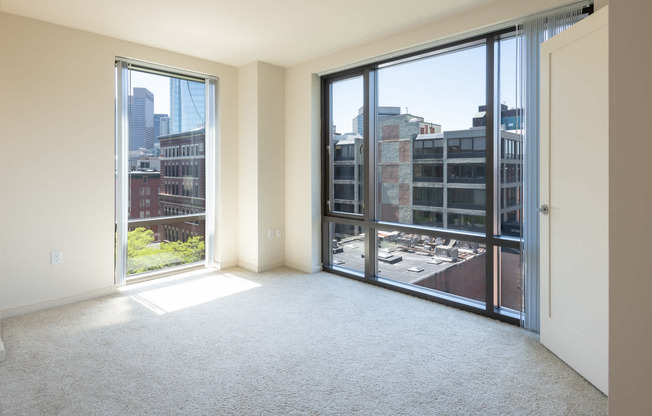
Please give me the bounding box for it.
[539,204,549,215]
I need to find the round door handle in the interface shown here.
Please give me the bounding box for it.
[539,204,549,215]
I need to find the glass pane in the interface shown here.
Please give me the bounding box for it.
[496,37,523,313]
[329,222,365,274]
[128,70,206,221]
[127,221,205,276]
[127,69,206,276]
[330,76,364,215]
[376,43,487,231]
[376,229,486,303]
[499,247,522,312]
[497,36,523,237]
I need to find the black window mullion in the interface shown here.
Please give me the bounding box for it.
[485,35,496,315]
[321,77,331,266]
[363,68,377,280]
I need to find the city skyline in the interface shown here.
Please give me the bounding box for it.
[331,37,518,135]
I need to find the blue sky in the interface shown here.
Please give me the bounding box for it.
[332,38,517,134]
[129,37,518,130]
[130,71,171,114]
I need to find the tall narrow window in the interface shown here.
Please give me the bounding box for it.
[115,59,216,284]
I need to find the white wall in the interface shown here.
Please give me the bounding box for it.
[256,62,286,270]
[0,12,239,316]
[238,61,286,272]
[238,62,259,270]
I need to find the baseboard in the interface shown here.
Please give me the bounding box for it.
[1,286,118,319]
[237,259,259,272]
[257,261,285,273]
[237,260,287,273]
[284,260,322,274]
[214,259,238,270]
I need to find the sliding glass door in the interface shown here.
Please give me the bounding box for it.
[115,59,216,284]
[323,31,523,323]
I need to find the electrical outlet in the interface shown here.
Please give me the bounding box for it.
[51,251,63,265]
[267,229,274,239]
[276,228,282,238]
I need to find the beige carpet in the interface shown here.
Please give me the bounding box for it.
[0,267,607,415]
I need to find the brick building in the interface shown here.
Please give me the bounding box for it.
[129,171,161,240]
[159,127,206,243]
[331,108,522,235]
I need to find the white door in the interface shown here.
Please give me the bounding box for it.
[540,7,609,394]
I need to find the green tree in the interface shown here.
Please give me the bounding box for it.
[125,228,205,275]
[160,236,205,264]
[127,227,155,257]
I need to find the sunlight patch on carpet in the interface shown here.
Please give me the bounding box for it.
[130,273,260,314]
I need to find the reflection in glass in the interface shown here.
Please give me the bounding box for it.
[497,36,523,237]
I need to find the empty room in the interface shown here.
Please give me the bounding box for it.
[0,0,650,414]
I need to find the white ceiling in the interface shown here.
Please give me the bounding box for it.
[1,0,502,67]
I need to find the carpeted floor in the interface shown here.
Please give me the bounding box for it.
[0,267,607,415]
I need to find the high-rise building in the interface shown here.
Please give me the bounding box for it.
[351,106,402,135]
[169,79,205,134]
[472,104,523,130]
[154,114,170,139]
[129,88,154,151]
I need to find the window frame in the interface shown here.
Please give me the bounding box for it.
[115,57,217,286]
[321,29,522,325]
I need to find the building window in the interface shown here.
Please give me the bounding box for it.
[447,188,485,210]
[413,164,443,182]
[334,144,355,161]
[413,210,443,227]
[413,187,443,207]
[413,139,443,159]
[447,137,486,158]
[334,184,355,200]
[447,164,486,183]
[334,165,355,180]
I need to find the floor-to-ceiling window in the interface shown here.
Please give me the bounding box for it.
[115,59,216,284]
[322,31,523,323]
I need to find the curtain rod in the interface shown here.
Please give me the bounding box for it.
[517,1,592,25]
